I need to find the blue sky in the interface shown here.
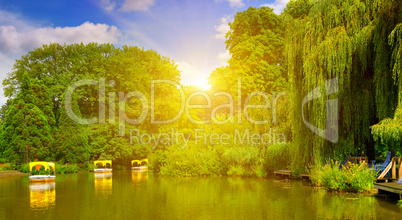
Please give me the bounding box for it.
[0,0,289,105]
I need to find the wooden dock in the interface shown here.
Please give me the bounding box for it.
[274,170,292,178]
[374,182,402,199]
[273,170,311,180]
[300,173,311,180]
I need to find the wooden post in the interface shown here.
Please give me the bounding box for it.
[392,157,396,179]
[399,157,402,179]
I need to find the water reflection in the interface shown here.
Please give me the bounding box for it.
[314,190,378,219]
[131,171,148,184]
[94,172,112,196]
[1,173,401,219]
[29,182,56,210]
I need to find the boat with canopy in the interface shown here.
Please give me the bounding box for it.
[94,160,112,173]
[131,159,148,171]
[29,161,56,183]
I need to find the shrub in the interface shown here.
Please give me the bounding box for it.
[264,143,290,174]
[227,164,246,176]
[86,162,94,172]
[159,144,224,177]
[149,149,167,173]
[56,163,79,174]
[222,146,264,176]
[154,143,289,177]
[19,163,30,173]
[0,163,14,171]
[114,164,126,170]
[309,160,376,192]
[0,158,7,164]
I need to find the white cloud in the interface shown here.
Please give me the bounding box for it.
[262,0,290,14]
[176,61,210,90]
[0,10,33,29]
[101,0,154,12]
[0,21,121,56]
[101,0,116,11]
[217,50,231,66]
[216,0,245,8]
[121,0,154,11]
[213,15,232,40]
[0,53,15,105]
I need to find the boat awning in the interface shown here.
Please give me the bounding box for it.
[94,160,112,166]
[29,162,55,171]
[132,159,148,166]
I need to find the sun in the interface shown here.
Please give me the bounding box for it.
[177,61,211,90]
[193,79,211,90]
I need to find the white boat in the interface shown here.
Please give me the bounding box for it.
[29,175,56,182]
[94,168,113,173]
[29,162,56,183]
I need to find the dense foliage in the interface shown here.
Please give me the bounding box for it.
[2,73,54,162]
[286,0,402,172]
[0,0,401,180]
[1,43,182,167]
[309,160,377,192]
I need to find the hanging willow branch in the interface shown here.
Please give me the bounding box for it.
[287,0,401,170]
[371,107,402,143]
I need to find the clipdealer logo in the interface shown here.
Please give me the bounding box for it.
[63,78,288,148]
[302,77,339,143]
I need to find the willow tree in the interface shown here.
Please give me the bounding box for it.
[286,0,401,170]
[371,22,402,154]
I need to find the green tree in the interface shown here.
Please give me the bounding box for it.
[54,94,90,164]
[2,43,115,125]
[283,0,312,19]
[217,6,287,94]
[2,73,54,163]
[208,6,290,145]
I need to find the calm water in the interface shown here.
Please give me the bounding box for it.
[0,171,401,219]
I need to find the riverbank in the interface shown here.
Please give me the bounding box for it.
[0,170,28,177]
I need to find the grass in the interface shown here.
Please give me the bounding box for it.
[398,200,402,208]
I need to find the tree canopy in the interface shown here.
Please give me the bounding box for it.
[286,0,402,170]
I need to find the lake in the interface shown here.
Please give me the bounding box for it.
[0,171,401,219]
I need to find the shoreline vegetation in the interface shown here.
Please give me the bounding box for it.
[1,154,378,194]
[0,0,401,202]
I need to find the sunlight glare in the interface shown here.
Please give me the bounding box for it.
[177,61,211,90]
